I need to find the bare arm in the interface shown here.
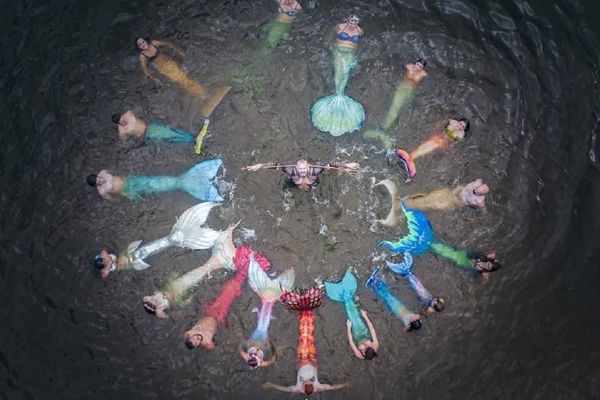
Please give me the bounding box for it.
[315,383,349,392]
[138,55,160,84]
[346,320,364,359]
[361,310,379,348]
[262,382,300,392]
[241,162,278,172]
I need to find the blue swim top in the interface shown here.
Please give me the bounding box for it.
[337,31,361,43]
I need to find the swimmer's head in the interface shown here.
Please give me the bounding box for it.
[112,113,122,124]
[363,346,378,360]
[303,383,315,395]
[296,159,310,177]
[142,292,170,318]
[247,347,263,369]
[408,319,422,332]
[135,37,150,51]
[458,117,471,134]
[184,333,203,349]
[94,253,105,269]
[472,254,501,273]
[414,57,427,69]
[430,297,445,312]
[347,15,360,25]
[86,174,97,187]
[183,328,216,350]
[95,250,117,278]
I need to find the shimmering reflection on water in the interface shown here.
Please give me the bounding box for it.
[1,0,600,399]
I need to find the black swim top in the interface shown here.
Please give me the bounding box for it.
[336,31,361,44]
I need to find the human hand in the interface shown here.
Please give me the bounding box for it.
[242,164,262,172]
[360,309,368,318]
[344,162,360,170]
[346,319,352,328]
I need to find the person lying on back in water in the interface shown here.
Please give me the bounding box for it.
[242,159,360,191]
[112,110,195,143]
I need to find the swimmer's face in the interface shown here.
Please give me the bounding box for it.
[448,119,467,132]
[184,329,216,350]
[98,250,116,278]
[348,15,360,26]
[136,38,148,50]
[185,332,203,348]
[474,256,500,273]
[415,61,425,71]
[296,160,309,177]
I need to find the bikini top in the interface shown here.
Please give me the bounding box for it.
[141,44,159,61]
[336,31,361,43]
[278,6,298,17]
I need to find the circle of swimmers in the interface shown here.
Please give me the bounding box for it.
[88,1,501,396]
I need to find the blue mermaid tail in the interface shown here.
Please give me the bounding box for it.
[387,253,443,312]
[122,158,224,202]
[325,269,371,344]
[377,201,435,255]
[311,47,365,136]
[146,122,195,143]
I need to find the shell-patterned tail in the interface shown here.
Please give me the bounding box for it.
[248,256,295,302]
[280,286,325,311]
[310,94,365,137]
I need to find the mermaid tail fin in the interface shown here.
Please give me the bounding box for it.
[248,256,295,302]
[310,94,365,137]
[365,266,382,289]
[169,202,222,250]
[125,240,150,270]
[394,149,416,179]
[377,201,435,255]
[178,158,224,202]
[280,286,325,311]
[374,179,403,227]
[324,268,357,304]
[363,129,396,149]
[386,252,414,277]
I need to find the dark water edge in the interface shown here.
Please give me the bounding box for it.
[1,0,600,399]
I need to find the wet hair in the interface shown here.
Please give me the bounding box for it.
[408,319,422,331]
[86,174,97,187]
[363,347,378,360]
[458,117,471,134]
[135,37,151,51]
[415,57,427,67]
[247,358,259,368]
[304,383,315,395]
[143,301,157,315]
[111,113,122,124]
[185,339,196,350]
[473,254,501,272]
[94,254,105,269]
[432,298,445,312]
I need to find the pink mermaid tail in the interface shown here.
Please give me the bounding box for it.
[394,148,416,179]
[204,244,270,325]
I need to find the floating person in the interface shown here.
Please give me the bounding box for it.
[240,255,295,369]
[241,159,360,191]
[393,117,471,180]
[262,0,303,54]
[324,269,379,360]
[263,286,348,395]
[94,203,221,279]
[386,253,444,315]
[366,267,422,331]
[135,37,231,118]
[363,58,428,148]
[310,15,365,136]
[375,178,490,227]
[378,200,501,279]
[183,245,271,350]
[86,158,225,202]
[112,110,195,143]
[142,221,240,318]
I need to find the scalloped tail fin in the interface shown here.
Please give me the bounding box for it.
[386,253,414,277]
[394,148,416,179]
[178,158,224,202]
[324,269,358,303]
[248,256,295,302]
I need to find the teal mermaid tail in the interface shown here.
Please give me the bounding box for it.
[377,201,434,255]
[146,122,195,143]
[122,158,224,202]
[311,47,365,136]
[325,269,371,344]
[249,257,295,302]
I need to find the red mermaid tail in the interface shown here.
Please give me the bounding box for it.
[204,245,271,325]
[394,148,416,179]
[280,286,324,311]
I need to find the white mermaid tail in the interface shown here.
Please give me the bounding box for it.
[374,179,403,227]
[248,255,295,302]
[126,202,222,270]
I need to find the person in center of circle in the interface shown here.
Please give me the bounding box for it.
[112,110,195,143]
[241,159,360,191]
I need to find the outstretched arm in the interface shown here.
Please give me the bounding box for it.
[241,162,278,172]
[138,55,160,84]
[262,382,301,393]
[346,320,364,359]
[315,382,349,392]
[361,310,379,348]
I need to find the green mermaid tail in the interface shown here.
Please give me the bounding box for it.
[261,19,292,55]
[122,158,224,202]
[324,269,371,344]
[311,47,365,136]
[146,122,195,143]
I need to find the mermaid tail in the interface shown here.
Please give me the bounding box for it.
[146,122,195,143]
[430,241,472,270]
[123,202,221,270]
[366,267,417,328]
[387,253,438,310]
[394,148,416,179]
[153,55,206,99]
[261,19,292,55]
[382,82,415,131]
[374,179,403,227]
[363,128,396,148]
[378,201,435,255]
[205,245,271,325]
[324,269,371,344]
[121,158,224,201]
[249,258,295,302]
[310,47,365,136]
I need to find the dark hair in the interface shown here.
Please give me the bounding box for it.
[185,339,196,350]
[363,347,378,360]
[135,37,151,51]
[247,358,259,368]
[459,117,471,134]
[473,254,501,272]
[94,254,105,269]
[111,113,122,124]
[304,383,315,395]
[415,57,427,67]
[86,174,97,187]
[408,319,422,331]
[432,298,445,312]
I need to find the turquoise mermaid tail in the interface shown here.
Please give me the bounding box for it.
[146,122,195,143]
[377,201,434,255]
[123,202,221,270]
[366,267,421,330]
[122,158,224,202]
[311,47,365,136]
[387,253,443,312]
[324,269,371,344]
